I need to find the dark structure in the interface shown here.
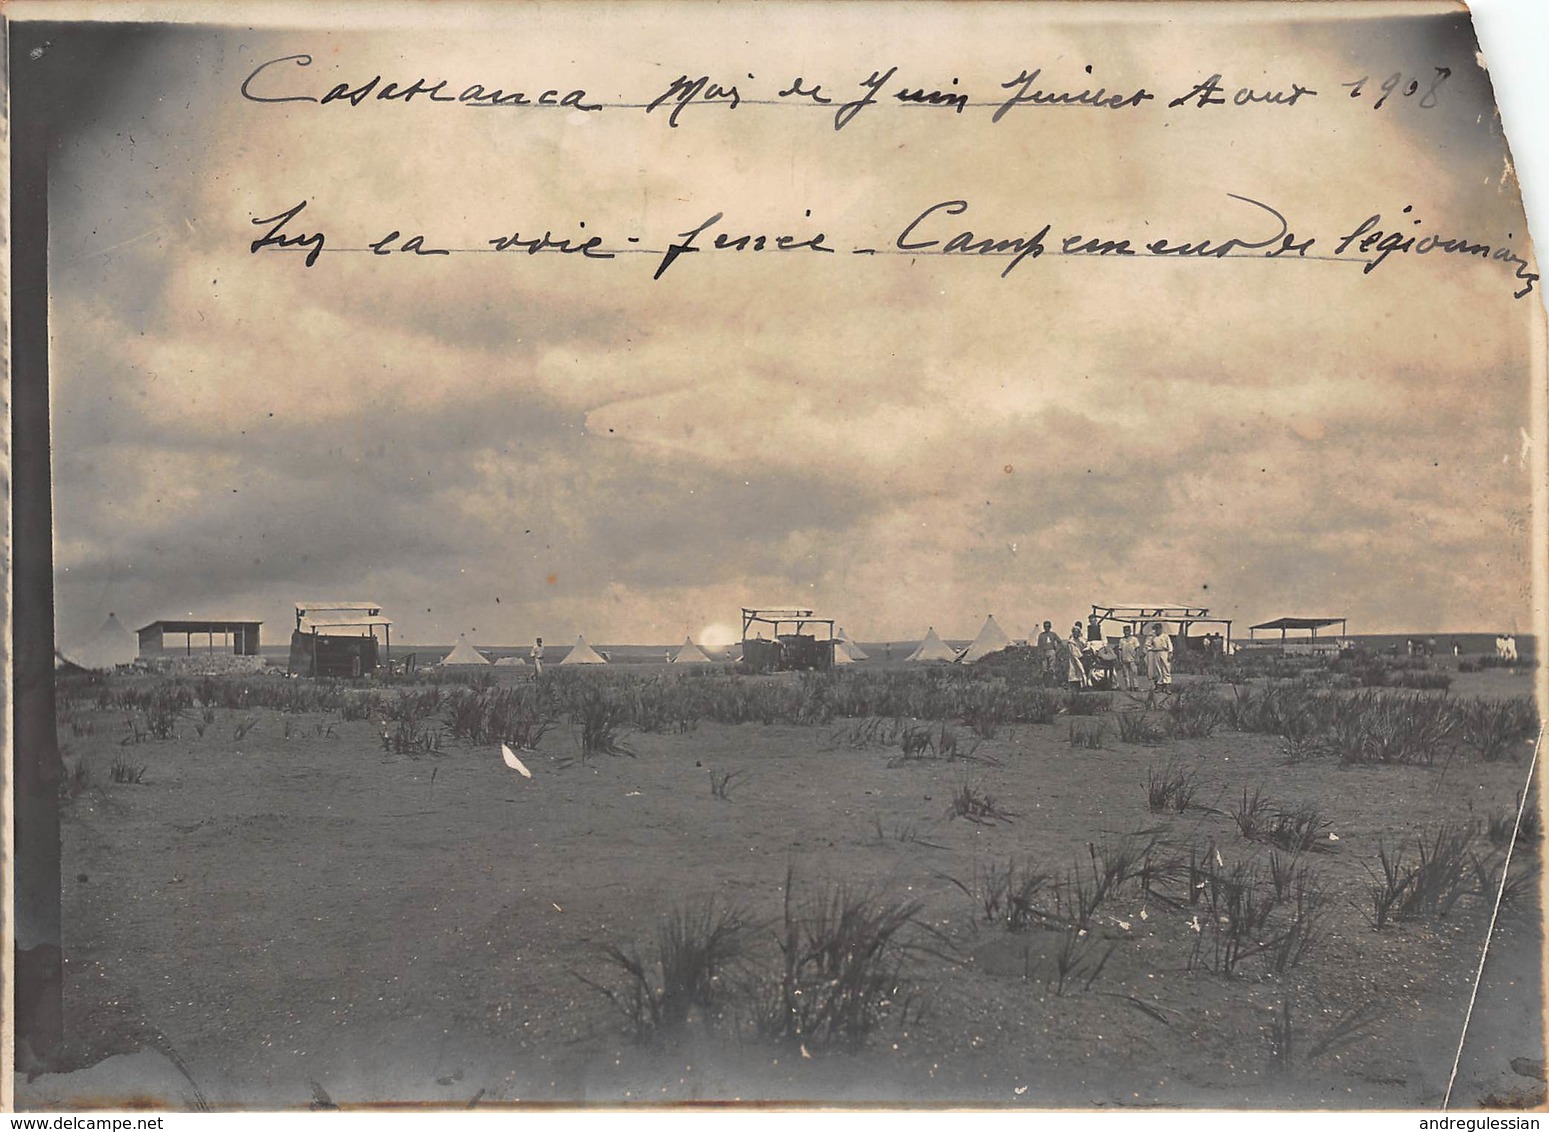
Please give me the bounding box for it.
[288,602,392,677]
[137,618,262,658]
[739,608,836,673]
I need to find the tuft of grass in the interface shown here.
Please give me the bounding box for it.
[1017,688,1069,725]
[1267,994,1381,1073]
[1049,925,1114,996]
[1068,718,1108,749]
[1118,711,1169,745]
[1185,851,1325,978]
[1265,802,1333,853]
[945,778,1016,824]
[1167,683,1224,739]
[1328,691,1455,766]
[709,768,746,800]
[1486,792,1541,852]
[1366,821,1478,928]
[1459,697,1539,762]
[110,754,147,785]
[576,898,753,1038]
[382,719,442,757]
[1145,759,1197,813]
[958,684,1011,739]
[892,724,936,763]
[1232,786,1273,841]
[1065,693,1111,716]
[58,754,89,800]
[573,684,633,761]
[948,858,1052,932]
[750,868,926,1049]
[1364,842,1412,930]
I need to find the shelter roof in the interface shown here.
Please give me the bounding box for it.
[137,619,262,634]
[298,616,392,632]
[1249,617,1347,632]
[1093,603,1212,617]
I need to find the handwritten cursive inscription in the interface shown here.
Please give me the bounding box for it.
[240,54,601,110]
[245,193,1535,299]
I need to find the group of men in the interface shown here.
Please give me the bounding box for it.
[1034,618,1174,691]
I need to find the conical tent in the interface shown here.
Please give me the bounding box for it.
[59,612,139,670]
[561,635,608,665]
[908,627,960,663]
[671,637,713,664]
[956,615,1013,664]
[832,639,855,665]
[836,629,869,660]
[441,637,491,666]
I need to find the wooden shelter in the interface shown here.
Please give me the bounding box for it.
[138,618,262,658]
[1088,604,1233,651]
[739,608,836,673]
[288,602,391,677]
[1246,616,1348,654]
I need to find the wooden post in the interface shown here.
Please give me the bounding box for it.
[12,60,63,1067]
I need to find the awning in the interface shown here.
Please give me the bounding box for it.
[1249,617,1346,632]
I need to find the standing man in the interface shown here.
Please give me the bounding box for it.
[1145,622,1174,689]
[1036,621,1061,680]
[530,636,545,677]
[1116,625,1143,691]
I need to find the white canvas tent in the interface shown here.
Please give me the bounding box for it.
[59,612,138,670]
[561,635,608,665]
[494,656,527,667]
[836,628,868,660]
[832,639,855,665]
[671,637,713,664]
[441,637,491,666]
[956,615,1012,664]
[908,627,960,663]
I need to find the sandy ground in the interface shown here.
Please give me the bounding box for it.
[19,667,1544,1110]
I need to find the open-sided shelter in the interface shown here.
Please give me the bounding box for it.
[140,618,262,659]
[1088,603,1233,652]
[1246,616,1349,655]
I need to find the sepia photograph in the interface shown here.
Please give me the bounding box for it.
[8,0,1547,1113]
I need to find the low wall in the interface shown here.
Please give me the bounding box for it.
[141,654,271,676]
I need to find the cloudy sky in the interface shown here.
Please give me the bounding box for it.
[30,2,1541,647]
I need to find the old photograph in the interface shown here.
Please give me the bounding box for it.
[9,0,1547,1111]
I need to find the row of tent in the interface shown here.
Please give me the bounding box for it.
[908,615,1012,664]
[442,634,611,667]
[54,614,1016,672]
[444,628,880,667]
[450,620,1005,668]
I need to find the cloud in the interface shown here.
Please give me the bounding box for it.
[42,13,1538,644]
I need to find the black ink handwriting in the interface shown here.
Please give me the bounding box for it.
[250,200,326,266]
